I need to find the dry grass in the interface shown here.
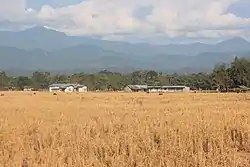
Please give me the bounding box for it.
[0,92,249,167]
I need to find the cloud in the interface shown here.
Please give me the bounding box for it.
[0,0,36,22]
[27,0,83,9]
[227,0,250,18]
[34,0,250,37]
[35,0,151,35]
[0,0,250,41]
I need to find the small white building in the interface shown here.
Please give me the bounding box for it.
[23,86,34,91]
[48,84,87,93]
[78,86,88,92]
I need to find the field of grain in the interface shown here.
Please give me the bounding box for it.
[0,92,249,167]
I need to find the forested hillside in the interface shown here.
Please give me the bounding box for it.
[0,57,249,91]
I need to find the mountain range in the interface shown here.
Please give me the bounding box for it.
[0,26,250,75]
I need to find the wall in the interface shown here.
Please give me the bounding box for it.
[78,87,87,92]
[183,87,190,92]
[64,86,74,93]
[148,87,190,93]
[23,88,33,91]
[49,87,61,92]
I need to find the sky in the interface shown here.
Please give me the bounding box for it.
[0,0,250,44]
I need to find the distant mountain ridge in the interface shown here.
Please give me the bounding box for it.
[0,26,250,75]
[1,26,250,55]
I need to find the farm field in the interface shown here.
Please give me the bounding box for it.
[0,92,249,167]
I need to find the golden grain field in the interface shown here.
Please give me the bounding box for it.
[0,92,249,167]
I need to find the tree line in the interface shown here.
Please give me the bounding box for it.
[0,57,250,91]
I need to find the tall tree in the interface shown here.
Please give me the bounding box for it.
[212,63,231,91]
[0,71,9,89]
[16,76,32,90]
[32,71,51,89]
[229,57,249,87]
[145,70,160,85]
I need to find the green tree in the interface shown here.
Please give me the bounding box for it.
[145,70,160,85]
[32,71,51,89]
[51,74,69,84]
[16,76,32,90]
[228,57,250,88]
[0,71,9,90]
[212,63,231,91]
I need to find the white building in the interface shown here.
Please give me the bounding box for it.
[48,84,87,93]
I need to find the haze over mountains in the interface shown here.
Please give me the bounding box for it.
[0,26,250,75]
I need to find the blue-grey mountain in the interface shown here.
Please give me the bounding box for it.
[0,26,250,75]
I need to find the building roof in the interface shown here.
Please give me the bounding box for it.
[49,83,86,88]
[148,85,187,89]
[239,85,250,90]
[23,86,33,89]
[126,85,188,90]
[127,85,148,90]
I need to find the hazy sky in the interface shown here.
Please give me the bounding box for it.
[0,0,249,43]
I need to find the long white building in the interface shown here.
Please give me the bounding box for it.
[48,83,87,93]
[124,85,190,93]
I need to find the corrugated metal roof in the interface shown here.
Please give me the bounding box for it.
[148,86,187,89]
[126,85,188,90]
[23,86,33,88]
[49,83,86,88]
[239,85,250,90]
[127,85,148,90]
